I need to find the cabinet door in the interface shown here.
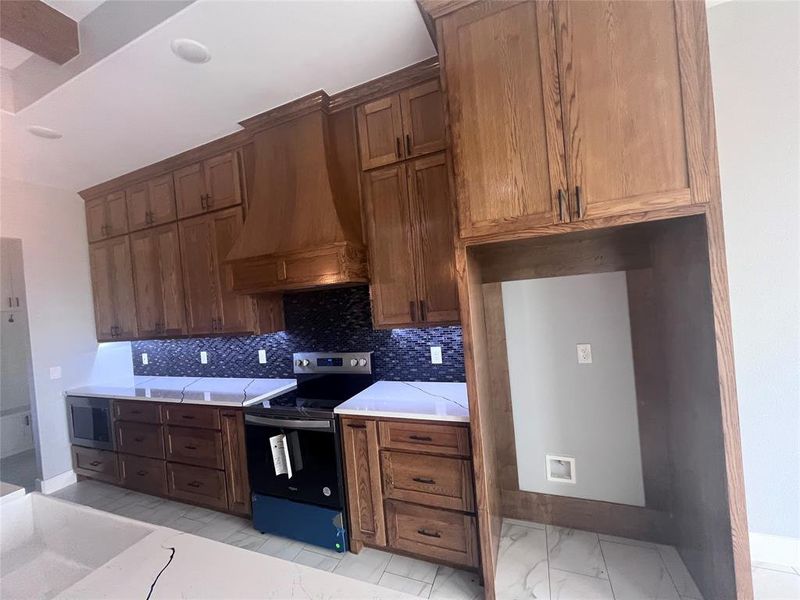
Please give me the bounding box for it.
[554,0,691,220]
[440,1,567,237]
[105,191,129,237]
[400,80,446,159]
[357,95,404,170]
[221,410,251,516]
[130,224,186,338]
[362,164,419,328]
[174,162,207,219]
[126,183,150,232]
[148,174,177,226]
[203,152,242,212]
[88,242,116,340]
[209,207,252,333]
[107,236,138,339]
[408,153,460,324]
[341,418,386,547]
[179,213,217,335]
[85,197,107,242]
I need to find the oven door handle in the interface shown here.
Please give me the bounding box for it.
[245,414,333,432]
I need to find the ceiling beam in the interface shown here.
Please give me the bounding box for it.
[0,0,79,65]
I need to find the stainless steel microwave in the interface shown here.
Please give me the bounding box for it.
[66,396,114,451]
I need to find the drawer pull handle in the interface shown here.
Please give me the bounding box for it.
[89,460,102,467]
[184,445,198,450]
[136,470,148,476]
[347,423,366,429]
[408,435,432,442]
[412,477,436,485]
[417,528,441,539]
[181,415,195,420]
[187,481,202,488]
[134,437,145,442]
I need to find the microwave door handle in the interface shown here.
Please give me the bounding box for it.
[244,414,333,432]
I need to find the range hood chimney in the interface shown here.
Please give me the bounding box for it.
[227,92,368,294]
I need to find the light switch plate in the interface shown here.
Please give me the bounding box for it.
[49,366,62,380]
[576,343,592,364]
[141,353,149,365]
[430,346,443,365]
[200,351,208,365]
[258,349,267,364]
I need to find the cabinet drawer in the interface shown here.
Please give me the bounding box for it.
[115,421,165,459]
[162,404,220,430]
[72,446,119,483]
[119,454,167,496]
[385,500,479,568]
[165,426,224,469]
[167,463,227,510]
[379,420,470,457]
[382,451,474,512]
[114,400,162,424]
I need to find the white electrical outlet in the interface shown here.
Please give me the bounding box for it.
[258,349,267,364]
[430,346,443,365]
[546,454,576,484]
[141,353,149,365]
[576,343,593,364]
[49,366,62,380]
[200,351,208,365]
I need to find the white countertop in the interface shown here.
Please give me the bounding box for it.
[66,376,297,408]
[334,381,469,422]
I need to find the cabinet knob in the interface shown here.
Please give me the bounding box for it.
[89,460,102,467]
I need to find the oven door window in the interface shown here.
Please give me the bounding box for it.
[71,405,112,444]
[246,423,341,509]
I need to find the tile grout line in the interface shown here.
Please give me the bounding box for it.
[544,523,553,600]
[653,543,686,599]
[597,536,618,600]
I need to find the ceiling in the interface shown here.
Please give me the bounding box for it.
[0,0,435,192]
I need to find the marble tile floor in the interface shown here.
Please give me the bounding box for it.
[48,481,800,600]
[0,448,38,491]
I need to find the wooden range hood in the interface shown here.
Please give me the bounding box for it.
[226,91,368,294]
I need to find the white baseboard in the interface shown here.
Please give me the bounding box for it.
[36,470,76,495]
[750,531,800,569]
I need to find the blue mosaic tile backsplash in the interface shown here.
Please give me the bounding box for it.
[132,285,465,382]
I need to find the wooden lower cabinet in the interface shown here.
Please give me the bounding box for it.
[74,400,251,517]
[341,416,478,570]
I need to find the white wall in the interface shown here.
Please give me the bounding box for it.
[502,272,645,506]
[708,1,800,542]
[0,177,133,482]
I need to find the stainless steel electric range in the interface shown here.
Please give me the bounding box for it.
[244,351,373,553]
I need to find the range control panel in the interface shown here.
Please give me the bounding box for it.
[292,352,372,375]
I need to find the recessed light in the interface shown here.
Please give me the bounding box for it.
[27,126,62,139]
[171,38,211,64]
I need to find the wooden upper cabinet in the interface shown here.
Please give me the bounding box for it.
[127,174,178,232]
[362,164,419,327]
[179,207,253,336]
[554,0,692,221]
[357,95,404,170]
[130,224,186,338]
[440,1,567,238]
[86,192,130,242]
[341,418,386,547]
[175,152,242,219]
[407,153,459,325]
[400,80,447,159]
[89,236,137,341]
[125,183,150,232]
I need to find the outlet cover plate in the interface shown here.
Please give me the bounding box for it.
[258,349,267,364]
[546,454,576,484]
[141,353,149,365]
[200,351,208,365]
[576,343,592,364]
[430,346,443,365]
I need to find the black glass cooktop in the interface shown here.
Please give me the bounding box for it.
[246,373,374,419]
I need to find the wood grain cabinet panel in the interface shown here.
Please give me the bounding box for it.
[379,420,471,457]
[357,95,404,170]
[179,207,254,336]
[162,404,221,430]
[113,400,162,424]
[440,1,566,237]
[165,426,224,470]
[175,152,242,219]
[127,175,177,232]
[85,197,108,242]
[86,192,130,241]
[119,453,167,496]
[382,451,475,512]
[385,500,479,568]
[130,224,186,338]
[126,183,151,232]
[341,418,386,547]
[89,236,138,341]
[174,162,207,219]
[167,462,228,511]
[72,446,119,483]
[115,421,165,460]
[553,0,692,221]
[221,409,251,515]
[362,164,419,327]
[400,80,447,159]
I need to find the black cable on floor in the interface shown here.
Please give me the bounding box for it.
[146,546,176,600]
